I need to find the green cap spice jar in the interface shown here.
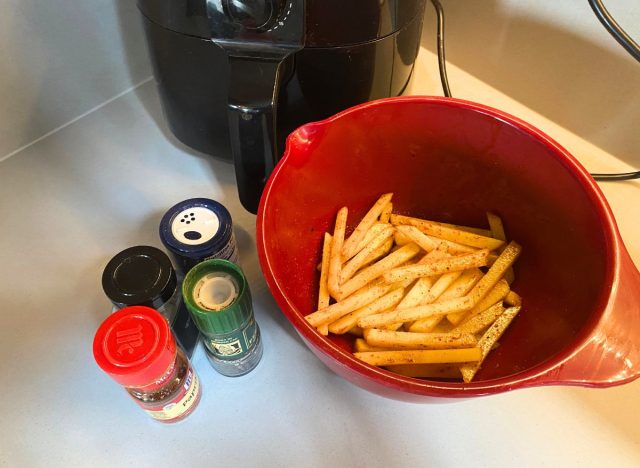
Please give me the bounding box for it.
[183,259,263,376]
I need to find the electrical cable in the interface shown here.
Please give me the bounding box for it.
[587,0,640,180]
[429,0,451,97]
[588,171,640,181]
[588,0,640,61]
[429,0,639,181]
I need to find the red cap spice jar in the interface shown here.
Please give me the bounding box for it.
[93,306,201,423]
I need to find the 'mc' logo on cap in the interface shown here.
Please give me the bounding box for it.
[116,325,144,355]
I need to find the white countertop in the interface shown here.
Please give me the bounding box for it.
[1,46,639,467]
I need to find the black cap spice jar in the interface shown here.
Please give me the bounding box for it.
[159,198,239,276]
[101,245,199,357]
[93,306,201,423]
[183,259,263,377]
[102,245,179,322]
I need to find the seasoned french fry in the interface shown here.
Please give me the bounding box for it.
[504,290,522,306]
[306,281,392,328]
[428,220,493,237]
[460,306,521,382]
[420,270,462,304]
[395,225,477,254]
[467,241,521,304]
[328,207,348,299]
[355,348,482,366]
[360,237,394,267]
[438,268,484,301]
[430,320,454,333]
[357,296,473,329]
[314,195,524,382]
[394,224,439,251]
[408,268,483,332]
[452,302,505,334]
[471,278,510,311]
[486,212,506,241]
[328,287,405,334]
[504,269,516,285]
[392,245,451,307]
[447,279,510,325]
[385,364,461,379]
[394,276,434,311]
[342,193,393,261]
[340,225,394,284]
[391,214,504,250]
[363,328,477,350]
[383,249,489,283]
[399,271,463,331]
[347,222,389,263]
[394,229,412,246]
[487,212,515,284]
[394,245,457,314]
[381,246,451,331]
[338,242,421,300]
[354,338,391,352]
[316,232,333,335]
[379,202,393,223]
[318,235,332,289]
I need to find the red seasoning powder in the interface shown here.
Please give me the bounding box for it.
[93,306,201,422]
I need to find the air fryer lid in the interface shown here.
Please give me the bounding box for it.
[137,0,425,47]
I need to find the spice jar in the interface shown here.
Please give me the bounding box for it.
[159,198,239,276]
[183,259,263,377]
[93,306,201,423]
[101,246,200,357]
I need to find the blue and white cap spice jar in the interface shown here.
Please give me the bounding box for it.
[159,198,239,275]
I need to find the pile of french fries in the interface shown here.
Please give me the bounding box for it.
[305,193,523,383]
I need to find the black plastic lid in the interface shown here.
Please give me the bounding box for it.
[102,246,177,309]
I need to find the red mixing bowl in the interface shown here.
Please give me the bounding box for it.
[256,96,640,401]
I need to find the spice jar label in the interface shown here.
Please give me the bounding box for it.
[143,369,201,422]
[204,232,239,264]
[203,316,258,360]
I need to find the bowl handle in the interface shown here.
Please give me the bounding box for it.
[538,244,640,387]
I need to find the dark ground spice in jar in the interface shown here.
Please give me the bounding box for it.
[93,306,201,423]
[127,347,191,403]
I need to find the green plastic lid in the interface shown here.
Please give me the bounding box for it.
[182,259,253,336]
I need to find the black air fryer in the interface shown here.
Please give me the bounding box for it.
[138,0,426,213]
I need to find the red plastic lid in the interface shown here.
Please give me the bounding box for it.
[93,306,176,387]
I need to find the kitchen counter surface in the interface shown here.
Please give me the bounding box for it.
[1,47,639,467]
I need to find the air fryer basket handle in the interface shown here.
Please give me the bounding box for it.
[227,55,285,213]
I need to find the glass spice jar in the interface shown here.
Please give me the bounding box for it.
[93,306,201,423]
[101,245,200,357]
[159,198,240,276]
[183,259,263,377]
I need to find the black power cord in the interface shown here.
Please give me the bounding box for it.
[588,0,640,180]
[588,0,640,62]
[427,0,640,182]
[429,0,451,98]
